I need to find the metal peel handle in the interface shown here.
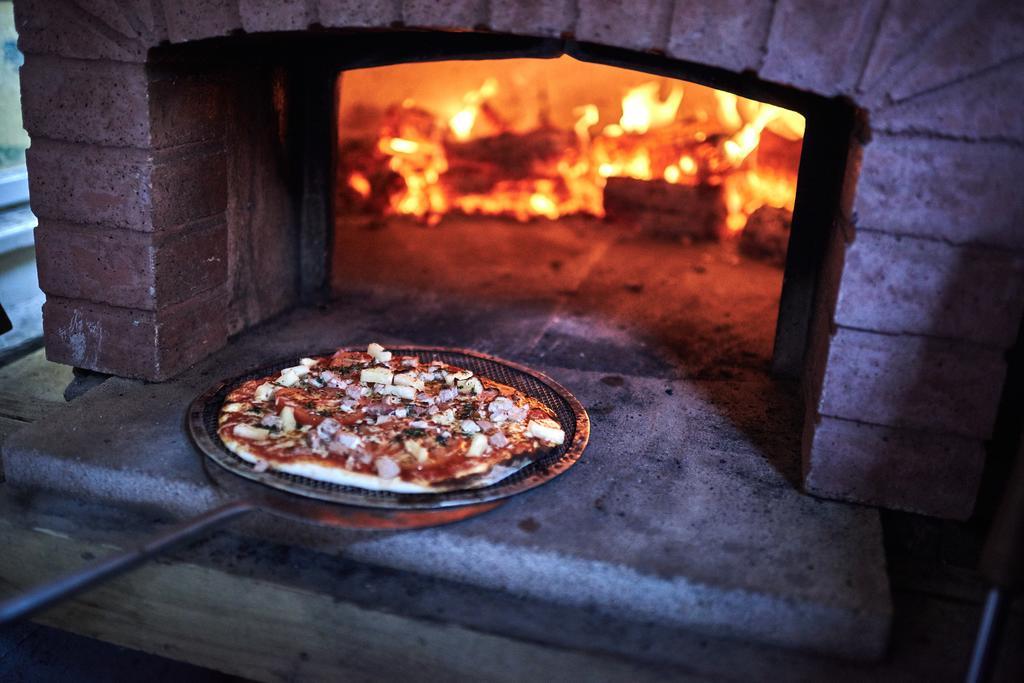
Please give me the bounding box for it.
[0,500,254,625]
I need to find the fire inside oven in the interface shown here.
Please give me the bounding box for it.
[332,56,804,377]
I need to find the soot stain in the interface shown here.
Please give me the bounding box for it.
[517,517,540,533]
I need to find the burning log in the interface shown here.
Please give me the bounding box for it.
[335,139,402,215]
[603,177,724,240]
[739,206,792,266]
[442,128,577,195]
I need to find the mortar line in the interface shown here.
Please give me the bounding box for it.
[853,0,889,95]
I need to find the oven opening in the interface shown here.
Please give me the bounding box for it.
[331,54,807,381]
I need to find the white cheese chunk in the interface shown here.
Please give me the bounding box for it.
[277,371,300,387]
[360,366,394,385]
[393,372,425,390]
[279,406,297,432]
[382,384,416,400]
[457,377,483,395]
[222,402,245,413]
[527,418,565,445]
[367,342,393,364]
[253,382,277,402]
[431,408,456,425]
[403,439,429,463]
[283,364,310,377]
[233,423,270,440]
[467,433,489,457]
[460,419,481,434]
[299,357,318,367]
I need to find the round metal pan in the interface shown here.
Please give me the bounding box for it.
[188,345,590,524]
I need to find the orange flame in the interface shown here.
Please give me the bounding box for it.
[348,67,804,231]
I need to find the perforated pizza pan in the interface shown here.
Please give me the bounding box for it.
[187,346,590,511]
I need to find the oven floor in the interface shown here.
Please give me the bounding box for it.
[2,216,889,656]
[333,214,785,381]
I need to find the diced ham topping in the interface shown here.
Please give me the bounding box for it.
[334,432,362,450]
[438,387,459,403]
[316,418,341,440]
[259,414,282,429]
[488,397,527,422]
[320,370,350,389]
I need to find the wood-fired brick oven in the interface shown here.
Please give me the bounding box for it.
[10,0,1024,525]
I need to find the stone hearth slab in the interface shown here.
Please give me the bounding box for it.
[2,305,890,658]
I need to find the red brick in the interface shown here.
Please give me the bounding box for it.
[803,415,985,519]
[148,75,226,148]
[816,327,1006,439]
[835,230,1024,347]
[151,145,228,226]
[20,56,225,150]
[760,0,883,96]
[315,0,401,27]
[26,140,226,232]
[576,0,674,53]
[853,135,1024,249]
[161,0,242,44]
[42,288,229,381]
[489,0,574,37]
[667,0,774,74]
[239,0,314,32]
[13,0,158,62]
[26,141,154,230]
[34,218,227,310]
[401,0,486,28]
[19,56,151,147]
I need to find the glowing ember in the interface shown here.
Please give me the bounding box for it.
[339,56,804,233]
[347,171,371,198]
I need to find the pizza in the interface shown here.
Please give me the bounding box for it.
[217,343,566,493]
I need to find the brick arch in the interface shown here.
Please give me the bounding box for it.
[13,0,1024,517]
